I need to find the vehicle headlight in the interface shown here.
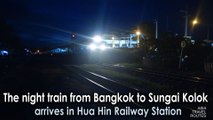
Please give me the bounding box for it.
[88,43,97,50]
[100,44,106,50]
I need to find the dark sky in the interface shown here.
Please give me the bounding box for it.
[0,0,212,47]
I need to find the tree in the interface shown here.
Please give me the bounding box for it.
[156,32,182,69]
[0,18,22,51]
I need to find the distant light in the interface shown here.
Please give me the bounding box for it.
[89,43,97,50]
[192,19,198,25]
[136,31,141,35]
[24,48,30,52]
[93,35,102,43]
[1,50,9,56]
[191,40,195,45]
[72,33,76,38]
[34,50,40,55]
[112,36,115,40]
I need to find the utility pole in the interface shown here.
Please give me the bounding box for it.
[71,32,76,53]
[180,10,189,37]
[179,41,186,69]
[207,25,210,40]
[154,19,158,39]
[166,16,169,31]
[112,34,115,48]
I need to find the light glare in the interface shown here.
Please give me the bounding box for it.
[93,35,102,43]
[136,31,141,35]
[89,44,97,50]
[100,44,106,50]
[192,19,198,25]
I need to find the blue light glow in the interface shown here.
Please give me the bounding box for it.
[0,50,9,56]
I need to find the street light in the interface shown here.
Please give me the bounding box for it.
[136,31,141,36]
[136,31,141,48]
[191,19,211,40]
[192,19,198,26]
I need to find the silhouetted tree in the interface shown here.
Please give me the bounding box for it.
[0,18,22,52]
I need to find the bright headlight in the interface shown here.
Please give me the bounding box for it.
[100,44,106,50]
[93,35,102,43]
[89,44,97,50]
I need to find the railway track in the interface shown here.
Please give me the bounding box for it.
[67,65,141,93]
[100,64,213,92]
[64,65,202,113]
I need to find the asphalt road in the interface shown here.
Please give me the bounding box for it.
[0,55,212,120]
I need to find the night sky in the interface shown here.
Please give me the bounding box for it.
[0,0,212,47]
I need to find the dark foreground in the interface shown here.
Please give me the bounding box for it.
[0,55,212,120]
